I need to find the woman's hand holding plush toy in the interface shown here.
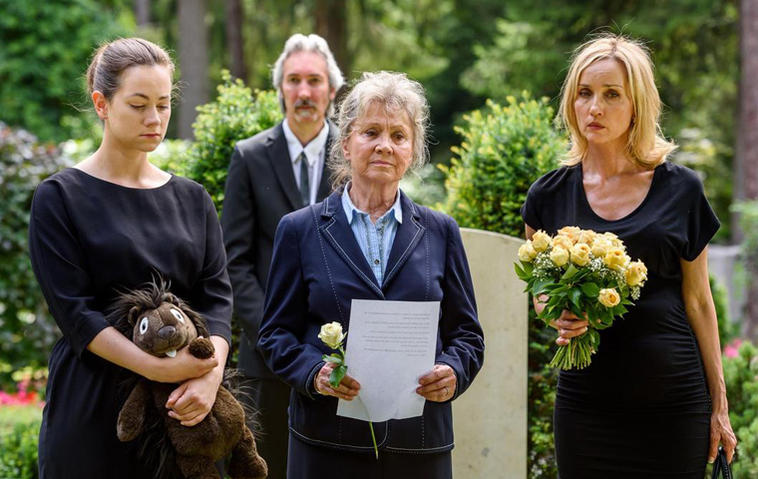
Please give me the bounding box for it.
[88,327,218,384]
[167,336,229,426]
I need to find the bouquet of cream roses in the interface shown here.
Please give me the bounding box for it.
[514,226,647,370]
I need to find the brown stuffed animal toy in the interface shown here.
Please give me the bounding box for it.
[107,280,267,479]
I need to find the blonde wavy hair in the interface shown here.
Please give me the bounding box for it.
[557,34,676,167]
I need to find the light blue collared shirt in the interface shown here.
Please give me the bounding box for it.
[341,184,403,285]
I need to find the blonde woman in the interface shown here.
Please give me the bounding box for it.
[521,34,736,477]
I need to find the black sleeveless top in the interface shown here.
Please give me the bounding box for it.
[522,161,718,413]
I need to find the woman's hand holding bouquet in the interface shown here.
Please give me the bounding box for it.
[515,226,647,370]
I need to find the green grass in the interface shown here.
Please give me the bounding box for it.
[0,405,42,436]
[0,405,41,479]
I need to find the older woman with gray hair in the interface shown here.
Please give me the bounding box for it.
[258,71,485,478]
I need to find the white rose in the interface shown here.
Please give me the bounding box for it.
[318,322,345,349]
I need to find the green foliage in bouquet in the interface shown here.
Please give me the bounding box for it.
[440,94,563,477]
[515,228,647,370]
[184,70,282,212]
[0,123,70,389]
[722,341,758,476]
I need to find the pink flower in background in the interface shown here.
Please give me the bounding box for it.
[0,377,43,406]
[724,338,743,359]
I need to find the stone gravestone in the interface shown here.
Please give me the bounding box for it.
[452,228,528,479]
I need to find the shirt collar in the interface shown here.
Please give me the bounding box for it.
[283,119,329,167]
[341,182,403,225]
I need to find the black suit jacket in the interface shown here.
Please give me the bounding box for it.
[221,120,336,377]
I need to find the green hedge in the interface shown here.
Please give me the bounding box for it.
[441,94,565,477]
[0,406,41,479]
[441,94,566,235]
[723,340,758,476]
[180,71,282,366]
[184,70,282,213]
[0,0,124,142]
[0,122,70,390]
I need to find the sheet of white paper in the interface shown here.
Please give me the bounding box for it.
[336,299,440,422]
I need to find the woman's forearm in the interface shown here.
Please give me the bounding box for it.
[87,326,159,378]
[686,298,727,406]
[680,251,728,408]
[207,335,229,385]
[87,326,219,383]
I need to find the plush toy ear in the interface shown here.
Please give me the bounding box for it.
[164,293,181,306]
[127,306,140,326]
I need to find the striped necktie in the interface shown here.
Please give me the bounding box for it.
[298,152,310,206]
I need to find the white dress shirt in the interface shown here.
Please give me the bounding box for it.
[282,119,329,205]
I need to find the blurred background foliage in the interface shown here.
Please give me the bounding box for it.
[0,0,742,234]
[1,1,754,478]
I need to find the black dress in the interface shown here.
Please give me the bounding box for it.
[29,168,232,478]
[521,162,718,478]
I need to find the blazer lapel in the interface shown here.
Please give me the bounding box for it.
[316,120,338,201]
[382,192,425,289]
[267,123,303,210]
[319,192,384,298]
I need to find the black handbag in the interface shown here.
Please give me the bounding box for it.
[711,446,733,479]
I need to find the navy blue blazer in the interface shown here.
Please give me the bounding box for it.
[258,189,484,454]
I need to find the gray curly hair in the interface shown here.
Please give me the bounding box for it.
[328,71,431,188]
[271,33,344,115]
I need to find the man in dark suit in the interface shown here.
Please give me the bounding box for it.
[221,33,344,479]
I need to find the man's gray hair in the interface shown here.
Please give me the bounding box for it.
[328,71,431,188]
[271,33,345,114]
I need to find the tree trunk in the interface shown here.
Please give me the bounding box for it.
[314,0,350,81]
[177,0,210,139]
[135,0,150,26]
[737,0,758,337]
[225,0,246,80]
